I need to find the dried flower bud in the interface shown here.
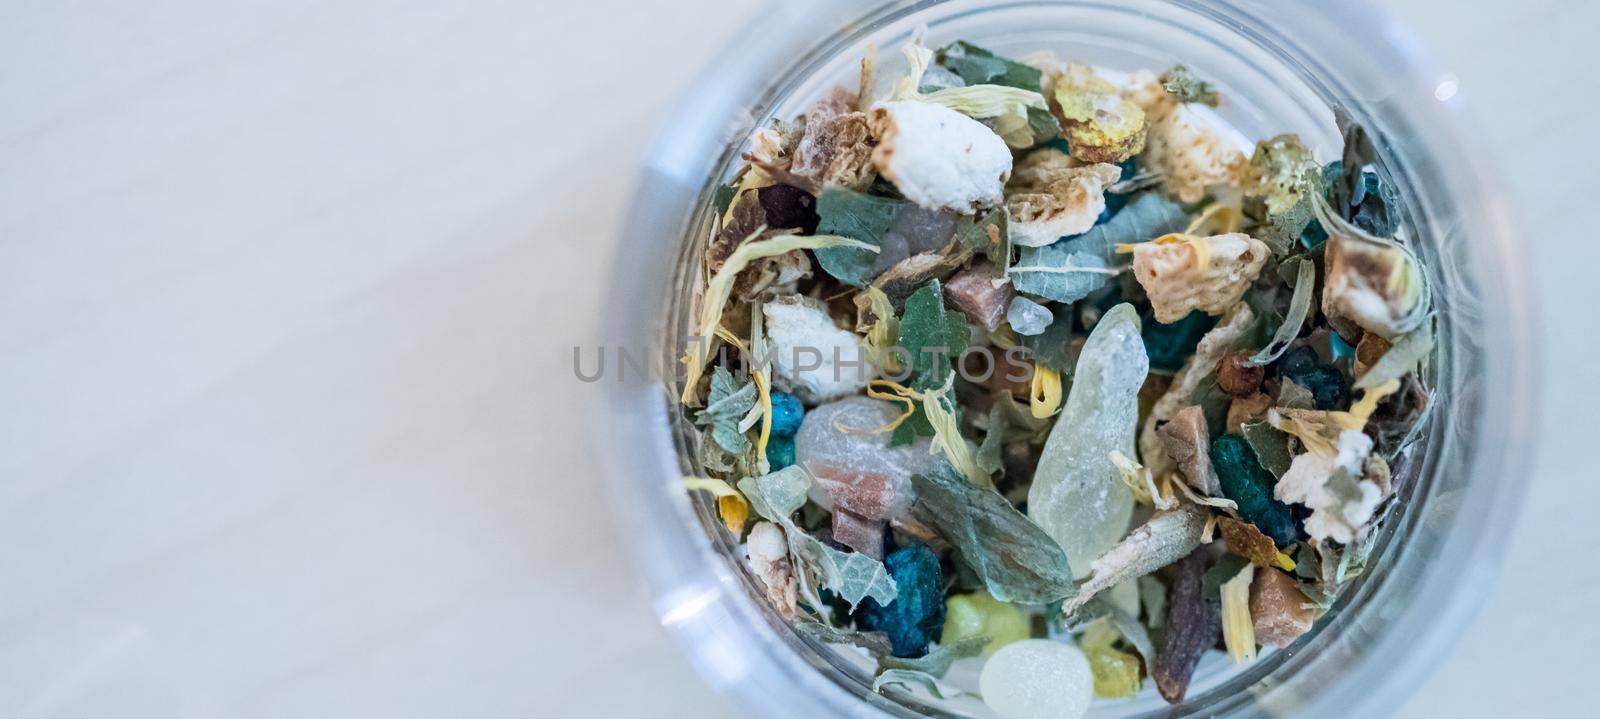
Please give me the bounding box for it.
[746,521,799,618]
[1242,133,1320,215]
[764,296,873,402]
[1323,234,1427,340]
[790,88,878,191]
[1121,70,1244,203]
[869,100,1012,213]
[1217,353,1265,396]
[1004,149,1122,247]
[1132,233,1270,323]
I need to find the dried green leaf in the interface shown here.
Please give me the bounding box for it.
[794,537,900,610]
[910,462,1077,604]
[936,42,1061,148]
[1188,374,1233,439]
[1245,257,1315,367]
[813,187,910,285]
[897,279,972,382]
[1240,421,1293,478]
[954,206,1010,264]
[738,465,810,521]
[894,40,1050,148]
[694,366,757,455]
[1138,575,1167,629]
[1159,64,1220,107]
[1253,195,1314,256]
[797,620,893,656]
[1022,303,1079,373]
[713,181,740,215]
[887,280,972,446]
[937,41,1043,91]
[1008,249,1117,304]
[975,405,1007,476]
[1202,554,1251,595]
[1011,193,1187,302]
[739,467,898,610]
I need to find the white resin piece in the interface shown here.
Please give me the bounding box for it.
[869,100,1012,213]
[979,639,1093,719]
[1121,70,1249,203]
[1027,303,1146,577]
[1004,149,1121,247]
[1132,232,1270,324]
[763,297,873,402]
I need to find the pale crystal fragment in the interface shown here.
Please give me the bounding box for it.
[979,639,1093,719]
[1007,296,1053,336]
[794,397,935,555]
[1027,303,1146,577]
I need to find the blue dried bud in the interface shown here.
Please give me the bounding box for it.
[860,542,946,657]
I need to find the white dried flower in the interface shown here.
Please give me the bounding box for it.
[1149,106,1247,203]
[763,296,874,402]
[1132,232,1270,324]
[1275,430,1382,543]
[745,521,798,618]
[1004,149,1122,247]
[1122,70,1246,203]
[869,100,1012,213]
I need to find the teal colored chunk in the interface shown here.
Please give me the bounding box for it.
[1209,435,1299,545]
[860,543,946,657]
[767,435,796,471]
[1299,218,1327,250]
[769,391,805,438]
[1143,311,1218,372]
[1276,346,1351,410]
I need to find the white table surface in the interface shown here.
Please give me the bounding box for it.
[2,1,1596,717]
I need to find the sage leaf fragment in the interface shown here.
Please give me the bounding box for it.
[910,462,1078,604]
[739,467,898,610]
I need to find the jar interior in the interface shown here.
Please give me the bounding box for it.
[658,1,1491,716]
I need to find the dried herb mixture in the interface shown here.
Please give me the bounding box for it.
[679,37,1433,717]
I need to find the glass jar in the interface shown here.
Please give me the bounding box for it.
[600,1,1534,716]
